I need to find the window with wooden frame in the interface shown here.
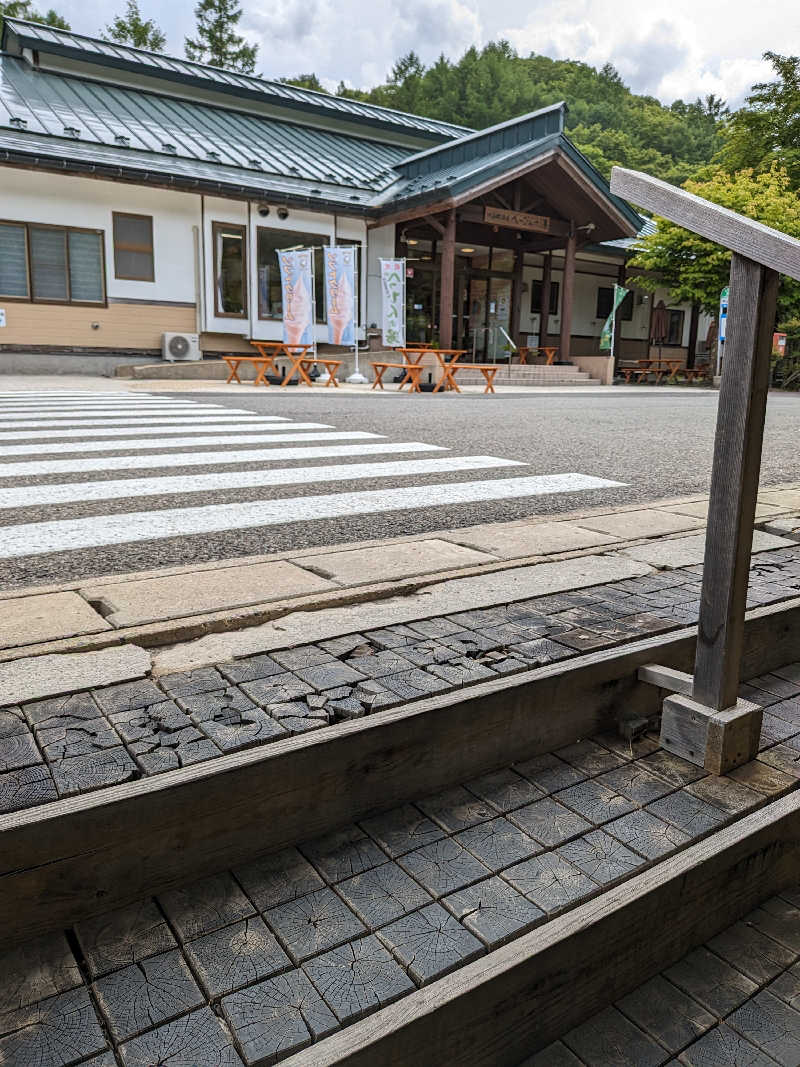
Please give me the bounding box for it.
[113,212,154,281]
[0,220,105,305]
[666,308,685,345]
[213,221,247,317]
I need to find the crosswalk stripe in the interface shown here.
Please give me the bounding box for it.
[0,456,524,509]
[0,474,624,559]
[0,442,447,478]
[0,421,332,442]
[0,406,253,419]
[0,429,378,458]
[0,416,291,432]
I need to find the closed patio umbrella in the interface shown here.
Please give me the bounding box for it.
[651,299,669,370]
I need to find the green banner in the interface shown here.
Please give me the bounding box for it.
[600,284,629,350]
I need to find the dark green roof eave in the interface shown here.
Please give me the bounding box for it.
[0,147,376,217]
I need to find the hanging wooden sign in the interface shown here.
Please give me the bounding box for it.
[484,206,553,233]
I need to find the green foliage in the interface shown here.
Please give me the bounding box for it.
[279,73,327,93]
[185,0,257,74]
[719,52,800,185]
[629,165,800,329]
[0,0,69,32]
[304,42,725,183]
[103,0,165,51]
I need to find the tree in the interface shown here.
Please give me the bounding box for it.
[0,0,69,32]
[719,52,800,186]
[103,0,165,51]
[628,165,800,334]
[185,0,257,74]
[279,73,327,93]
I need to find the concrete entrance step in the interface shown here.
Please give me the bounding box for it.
[458,365,601,387]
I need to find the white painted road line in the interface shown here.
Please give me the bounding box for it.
[0,456,525,509]
[0,474,625,558]
[0,421,333,441]
[0,429,377,457]
[0,442,447,478]
[0,416,290,431]
[0,406,252,419]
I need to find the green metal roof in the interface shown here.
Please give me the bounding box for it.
[1,18,470,143]
[0,24,641,235]
[0,54,406,205]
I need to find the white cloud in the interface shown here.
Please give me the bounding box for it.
[50,0,792,106]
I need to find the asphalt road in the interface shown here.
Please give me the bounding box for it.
[2,385,800,591]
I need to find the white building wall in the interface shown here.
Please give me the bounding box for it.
[366,224,395,331]
[0,168,199,305]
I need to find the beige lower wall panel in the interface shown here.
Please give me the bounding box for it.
[0,302,196,350]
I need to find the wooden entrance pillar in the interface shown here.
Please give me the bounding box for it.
[539,253,552,352]
[611,166,800,775]
[439,209,456,349]
[559,230,576,362]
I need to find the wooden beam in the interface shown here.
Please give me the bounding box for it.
[286,791,800,1066]
[439,208,456,348]
[693,255,780,710]
[539,252,552,351]
[510,186,524,346]
[559,230,576,361]
[3,593,800,947]
[424,214,446,236]
[610,167,800,282]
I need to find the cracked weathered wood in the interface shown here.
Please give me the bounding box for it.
[442,875,544,948]
[416,785,496,832]
[336,862,432,929]
[707,920,796,984]
[5,597,800,946]
[158,873,255,942]
[358,805,446,858]
[0,986,108,1067]
[74,899,176,977]
[92,949,203,1040]
[555,779,636,825]
[677,1023,776,1065]
[561,1005,666,1067]
[454,817,541,870]
[598,763,674,805]
[501,852,598,915]
[727,990,800,1064]
[264,889,366,964]
[0,933,81,1013]
[232,847,324,912]
[397,838,490,898]
[50,747,137,798]
[647,789,728,837]
[118,1006,243,1067]
[0,765,56,814]
[616,973,716,1052]
[377,902,484,985]
[221,969,339,1062]
[664,945,758,1016]
[604,809,690,860]
[184,917,290,998]
[303,935,414,1022]
[557,831,645,886]
[299,826,386,883]
[508,797,592,847]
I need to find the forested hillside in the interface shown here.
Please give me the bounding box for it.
[285,42,726,185]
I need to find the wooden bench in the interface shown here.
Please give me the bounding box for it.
[223,353,277,385]
[314,359,343,387]
[518,346,559,365]
[371,362,423,392]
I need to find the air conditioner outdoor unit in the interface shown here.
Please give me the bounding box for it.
[162,332,201,361]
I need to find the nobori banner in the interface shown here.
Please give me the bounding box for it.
[380,259,406,348]
[324,246,356,346]
[278,249,314,346]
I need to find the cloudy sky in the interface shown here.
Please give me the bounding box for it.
[55,0,791,108]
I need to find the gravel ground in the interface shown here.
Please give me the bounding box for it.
[2,386,799,590]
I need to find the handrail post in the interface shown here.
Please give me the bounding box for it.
[693,254,780,710]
